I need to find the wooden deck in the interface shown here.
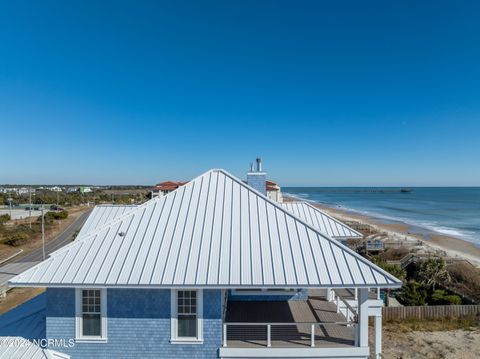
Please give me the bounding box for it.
[224,296,355,348]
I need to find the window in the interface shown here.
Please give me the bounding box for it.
[177,291,197,337]
[75,288,107,342]
[171,290,203,344]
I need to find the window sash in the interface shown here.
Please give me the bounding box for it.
[177,291,197,338]
[76,288,107,341]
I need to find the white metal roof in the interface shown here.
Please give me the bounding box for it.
[281,202,363,240]
[77,205,137,237]
[0,337,69,359]
[10,169,401,288]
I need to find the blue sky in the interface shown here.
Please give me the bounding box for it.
[1,1,479,186]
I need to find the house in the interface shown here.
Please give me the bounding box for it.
[18,187,31,196]
[266,180,283,203]
[151,181,187,198]
[6,168,401,359]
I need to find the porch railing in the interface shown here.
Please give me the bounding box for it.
[223,321,357,348]
[334,290,358,322]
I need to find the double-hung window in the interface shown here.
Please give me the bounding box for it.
[76,289,107,342]
[171,290,203,343]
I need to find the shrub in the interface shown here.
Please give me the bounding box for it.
[0,214,10,225]
[444,295,462,305]
[430,289,462,305]
[418,257,451,290]
[396,281,428,306]
[40,210,69,224]
[3,231,29,246]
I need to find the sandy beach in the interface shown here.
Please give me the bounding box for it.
[284,195,480,266]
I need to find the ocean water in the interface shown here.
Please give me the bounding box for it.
[283,187,480,246]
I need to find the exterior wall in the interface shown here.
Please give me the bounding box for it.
[228,289,308,302]
[46,288,222,359]
[246,173,266,195]
[266,190,283,203]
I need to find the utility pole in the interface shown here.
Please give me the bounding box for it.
[41,205,45,260]
[29,189,32,229]
[57,191,59,206]
[7,198,13,219]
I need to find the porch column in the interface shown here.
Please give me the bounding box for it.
[374,315,382,358]
[326,288,332,301]
[358,288,369,348]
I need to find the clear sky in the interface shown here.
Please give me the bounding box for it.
[1,1,479,186]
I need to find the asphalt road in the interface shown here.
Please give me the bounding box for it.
[0,209,92,287]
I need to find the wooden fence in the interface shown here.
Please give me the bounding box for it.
[383,305,480,321]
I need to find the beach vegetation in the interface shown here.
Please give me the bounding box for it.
[430,289,462,305]
[371,256,406,281]
[3,231,29,246]
[1,210,69,247]
[384,317,479,333]
[418,257,451,290]
[396,280,428,306]
[0,214,10,225]
[447,262,480,303]
[379,247,410,261]
[396,280,464,306]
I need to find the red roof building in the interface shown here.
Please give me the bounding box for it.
[151,181,187,197]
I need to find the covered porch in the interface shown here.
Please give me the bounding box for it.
[223,295,356,348]
[220,288,373,359]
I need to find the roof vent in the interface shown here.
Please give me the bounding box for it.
[118,231,126,237]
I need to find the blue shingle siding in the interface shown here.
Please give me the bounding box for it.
[246,173,266,195]
[46,288,222,359]
[228,289,308,301]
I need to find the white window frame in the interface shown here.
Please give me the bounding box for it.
[75,288,108,343]
[170,289,203,344]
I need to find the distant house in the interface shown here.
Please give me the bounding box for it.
[266,179,283,202]
[79,186,92,194]
[6,168,400,359]
[151,180,187,198]
[17,187,30,196]
[50,186,63,192]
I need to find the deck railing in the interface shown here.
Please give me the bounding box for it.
[223,321,357,348]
